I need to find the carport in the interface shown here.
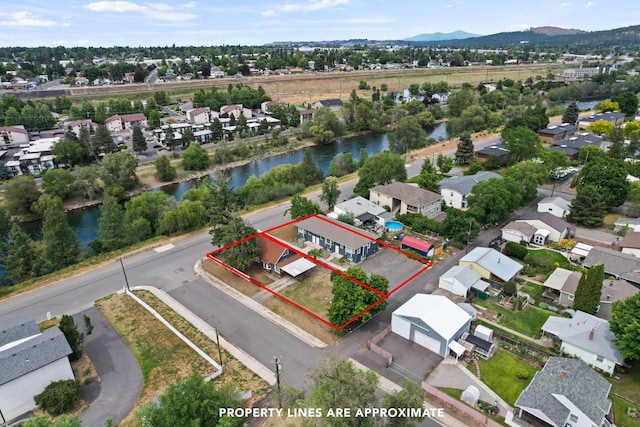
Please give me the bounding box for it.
[281,258,316,277]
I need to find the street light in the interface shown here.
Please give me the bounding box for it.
[119,257,131,292]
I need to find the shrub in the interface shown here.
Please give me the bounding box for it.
[503,281,517,297]
[504,242,528,260]
[34,380,80,416]
[59,314,84,361]
[515,370,531,381]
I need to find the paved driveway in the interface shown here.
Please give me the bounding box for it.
[359,245,429,293]
[79,307,142,426]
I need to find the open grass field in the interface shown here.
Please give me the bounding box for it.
[474,349,538,406]
[96,291,269,426]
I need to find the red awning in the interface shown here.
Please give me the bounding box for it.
[401,236,433,253]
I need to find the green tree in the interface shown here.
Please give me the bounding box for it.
[181,142,210,171]
[389,115,426,155]
[436,153,453,174]
[594,100,620,113]
[155,155,177,181]
[284,195,321,219]
[91,124,117,154]
[337,211,356,225]
[209,213,260,271]
[321,176,341,210]
[94,195,130,252]
[573,264,604,315]
[164,129,179,150]
[446,89,476,117]
[383,380,427,427]
[41,169,76,200]
[501,126,541,162]
[59,315,84,361]
[610,293,640,362]
[503,161,549,202]
[297,149,323,186]
[72,165,100,200]
[454,133,475,165]
[358,151,407,186]
[100,150,139,191]
[34,380,81,416]
[304,355,379,426]
[148,109,161,128]
[2,221,44,284]
[23,415,83,427]
[467,177,523,224]
[52,139,89,167]
[561,101,580,125]
[587,120,615,136]
[577,157,629,207]
[132,125,146,153]
[327,152,358,177]
[440,209,479,244]
[4,175,41,221]
[125,191,176,236]
[136,372,243,427]
[157,200,206,235]
[39,196,80,270]
[567,185,608,227]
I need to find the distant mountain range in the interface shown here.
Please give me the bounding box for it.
[404,31,481,42]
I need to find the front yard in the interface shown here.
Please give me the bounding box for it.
[472,349,538,406]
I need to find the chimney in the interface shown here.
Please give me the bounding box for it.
[560,369,566,379]
[589,329,595,340]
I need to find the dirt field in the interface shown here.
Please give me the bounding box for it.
[267,223,298,243]
[202,258,266,296]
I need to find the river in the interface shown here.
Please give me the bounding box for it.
[21,123,448,252]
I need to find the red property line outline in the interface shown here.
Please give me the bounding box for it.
[206,214,432,331]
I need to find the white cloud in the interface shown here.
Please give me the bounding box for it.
[182,1,198,9]
[62,22,72,27]
[0,11,57,27]
[84,1,197,21]
[560,2,571,6]
[77,39,90,46]
[262,9,278,17]
[270,0,349,13]
[584,1,595,7]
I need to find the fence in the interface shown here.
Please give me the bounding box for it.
[367,326,392,367]
[421,382,503,427]
[491,329,553,367]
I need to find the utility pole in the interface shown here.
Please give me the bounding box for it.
[215,327,223,367]
[274,356,282,408]
[466,219,474,254]
[119,257,131,292]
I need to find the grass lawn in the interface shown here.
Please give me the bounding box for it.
[279,272,333,318]
[524,249,571,276]
[474,349,538,406]
[520,282,544,297]
[609,364,640,419]
[611,395,640,427]
[438,387,462,400]
[474,298,553,339]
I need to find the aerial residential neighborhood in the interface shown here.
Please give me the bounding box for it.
[1,3,640,427]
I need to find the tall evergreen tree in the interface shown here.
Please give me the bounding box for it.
[562,101,580,125]
[39,196,80,270]
[454,133,475,165]
[298,149,323,186]
[95,195,130,252]
[91,124,117,154]
[573,264,604,314]
[2,221,44,284]
[132,125,147,154]
[567,185,608,228]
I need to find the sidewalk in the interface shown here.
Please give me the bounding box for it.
[195,259,328,348]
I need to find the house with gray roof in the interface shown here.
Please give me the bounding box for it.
[370,182,442,218]
[501,221,538,244]
[328,196,391,226]
[583,246,640,286]
[619,231,640,257]
[537,196,571,218]
[514,357,611,427]
[296,215,378,263]
[578,111,625,129]
[541,311,624,375]
[613,217,640,233]
[438,265,485,297]
[515,212,572,243]
[475,144,509,165]
[459,247,523,283]
[537,123,576,143]
[0,317,74,422]
[438,171,502,210]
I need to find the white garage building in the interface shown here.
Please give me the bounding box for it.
[391,294,472,357]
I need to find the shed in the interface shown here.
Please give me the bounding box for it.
[400,236,434,257]
[461,385,480,406]
[474,324,493,342]
[391,294,472,357]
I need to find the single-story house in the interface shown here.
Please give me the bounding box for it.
[459,247,523,283]
[537,124,576,143]
[619,231,640,257]
[0,125,29,148]
[514,357,612,427]
[542,267,582,307]
[0,316,74,422]
[438,264,484,297]
[400,236,434,258]
[257,235,315,277]
[547,133,604,160]
[296,215,378,264]
[515,212,571,243]
[474,144,509,164]
[569,242,593,262]
[391,294,471,358]
[313,99,343,111]
[438,171,502,210]
[597,279,639,320]
[613,217,640,233]
[583,246,640,286]
[542,311,624,375]
[328,196,390,226]
[578,111,625,129]
[537,196,571,218]
[501,221,537,244]
[370,182,442,218]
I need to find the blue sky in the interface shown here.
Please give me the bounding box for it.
[0,0,638,47]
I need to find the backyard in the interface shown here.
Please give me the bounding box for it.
[471,349,538,407]
[474,298,554,339]
[609,364,640,427]
[522,249,573,279]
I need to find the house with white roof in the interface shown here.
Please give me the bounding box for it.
[438,171,502,210]
[459,247,523,283]
[328,196,391,226]
[513,357,612,427]
[537,196,571,218]
[391,294,471,357]
[0,316,74,422]
[6,137,59,176]
[438,265,485,297]
[541,311,624,375]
